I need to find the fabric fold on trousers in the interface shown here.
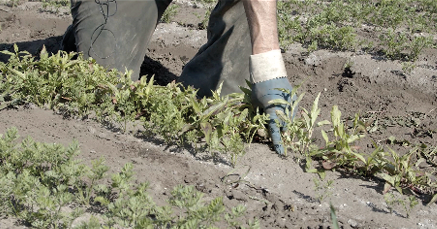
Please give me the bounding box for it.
[62,0,252,97]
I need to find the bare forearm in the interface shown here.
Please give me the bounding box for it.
[242,0,280,54]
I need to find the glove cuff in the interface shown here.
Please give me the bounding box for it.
[249,49,287,84]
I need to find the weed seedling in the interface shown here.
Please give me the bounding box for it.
[330,202,340,229]
[161,3,179,23]
[313,178,334,203]
[384,192,418,218]
[0,128,259,228]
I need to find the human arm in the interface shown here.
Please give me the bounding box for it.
[242,0,279,54]
[243,0,296,155]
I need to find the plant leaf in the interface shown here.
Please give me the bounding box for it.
[200,122,213,143]
[350,151,366,164]
[268,99,290,106]
[317,120,330,126]
[321,129,329,145]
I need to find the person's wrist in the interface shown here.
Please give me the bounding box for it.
[252,44,280,55]
[249,49,287,84]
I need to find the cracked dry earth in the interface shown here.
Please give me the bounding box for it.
[1,1,437,228]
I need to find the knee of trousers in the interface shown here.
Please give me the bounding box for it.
[179,0,252,98]
[69,0,169,81]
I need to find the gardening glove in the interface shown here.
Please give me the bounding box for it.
[250,49,297,155]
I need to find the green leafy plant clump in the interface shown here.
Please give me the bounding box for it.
[277,0,437,61]
[41,0,70,13]
[161,3,179,23]
[1,46,436,214]
[0,127,259,228]
[1,0,437,225]
[195,0,216,29]
[271,90,437,206]
[0,46,268,166]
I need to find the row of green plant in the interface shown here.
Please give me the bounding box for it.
[192,0,437,61]
[1,46,268,166]
[40,0,70,13]
[158,0,437,61]
[193,0,215,29]
[4,0,70,13]
[2,46,437,205]
[0,127,259,228]
[4,0,436,61]
[272,90,437,205]
[277,0,437,61]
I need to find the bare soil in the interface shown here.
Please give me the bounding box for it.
[1,2,437,228]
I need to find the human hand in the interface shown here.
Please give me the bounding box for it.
[251,77,297,155]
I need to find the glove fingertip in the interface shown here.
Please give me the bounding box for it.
[274,143,285,155]
[268,123,284,155]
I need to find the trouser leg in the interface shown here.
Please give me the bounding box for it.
[178,0,252,97]
[62,0,252,97]
[63,0,172,81]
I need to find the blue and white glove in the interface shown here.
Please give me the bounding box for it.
[249,50,297,155]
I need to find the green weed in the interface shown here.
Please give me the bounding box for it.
[195,0,215,29]
[0,46,268,166]
[384,192,419,218]
[161,3,179,23]
[270,87,436,204]
[378,30,434,61]
[41,0,70,14]
[1,1,436,225]
[313,178,334,203]
[0,127,259,228]
[1,46,436,209]
[402,62,416,74]
[277,0,437,61]
[5,0,20,7]
[330,202,340,229]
